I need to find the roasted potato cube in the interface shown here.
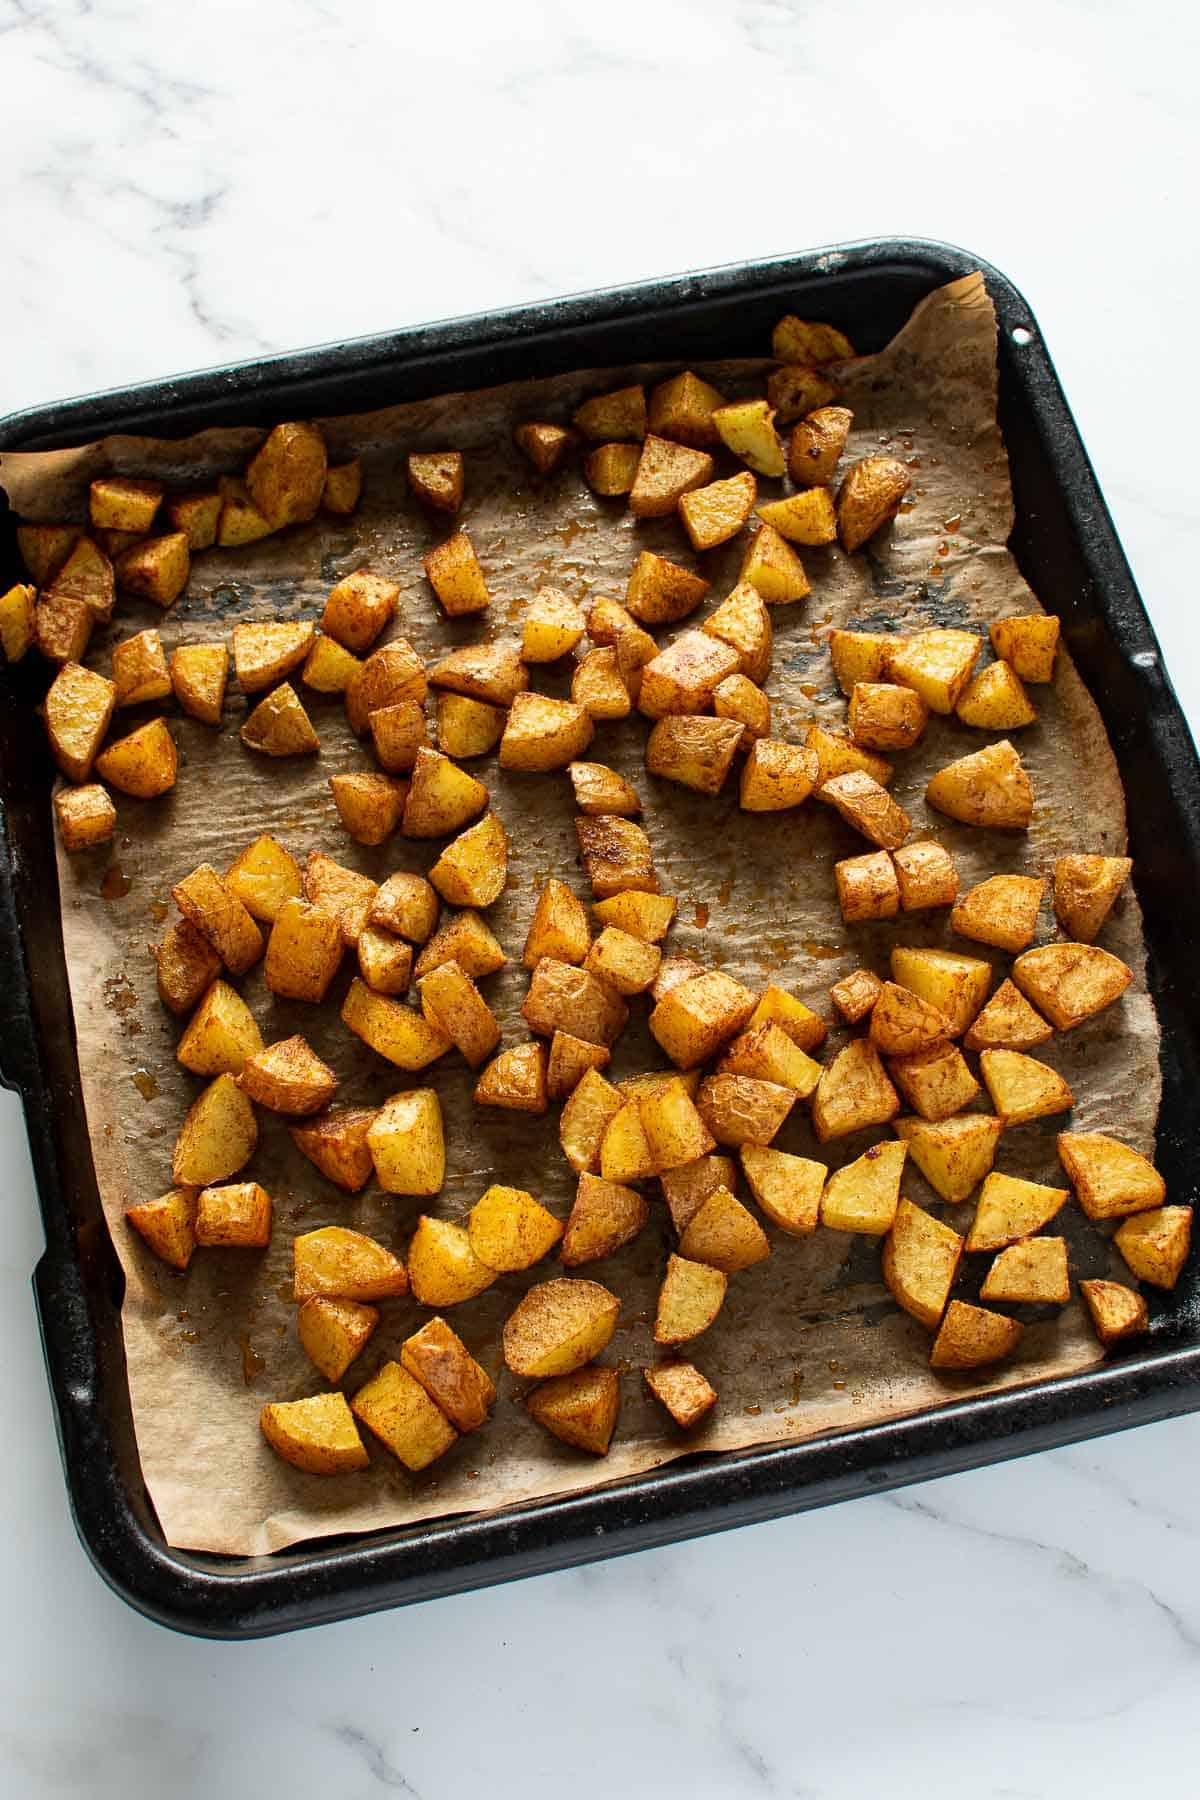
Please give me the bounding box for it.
[981,1236,1070,1306]
[527,1365,620,1454]
[169,642,228,726]
[830,967,883,1023]
[849,682,928,752]
[240,683,320,757]
[889,1042,980,1122]
[330,772,406,845]
[883,1198,963,1329]
[1057,1131,1164,1221]
[126,1188,197,1270]
[575,814,658,898]
[835,849,900,922]
[895,1113,1002,1204]
[650,970,757,1069]
[807,724,894,794]
[53,776,116,850]
[713,673,771,747]
[176,978,263,1076]
[559,1068,624,1173]
[319,570,399,655]
[638,1077,716,1173]
[573,384,646,443]
[658,1153,736,1235]
[561,1173,648,1266]
[400,1317,496,1432]
[739,1145,823,1235]
[419,959,500,1067]
[172,1073,258,1188]
[1053,854,1132,942]
[822,769,909,848]
[244,421,326,526]
[787,404,853,487]
[174,863,263,974]
[979,1048,1072,1125]
[821,1139,907,1235]
[583,443,640,496]
[598,1099,658,1182]
[718,1024,821,1097]
[766,365,840,424]
[697,1073,794,1149]
[321,458,362,515]
[739,738,820,813]
[514,419,575,474]
[233,621,316,695]
[619,1069,701,1104]
[165,488,222,548]
[428,812,508,908]
[94,718,177,798]
[303,852,378,945]
[926,738,1033,830]
[628,436,714,517]
[524,878,592,969]
[474,1041,548,1113]
[678,1184,770,1271]
[357,926,413,995]
[749,985,827,1051]
[965,1170,1069,1251]
[644,1361,717,1429]
[639,632,738,722]
[1080,1279,1149,1347]
[571,645,632,720]
[261,1392,369,1475]
[111,627,171,708]
[345,638,428,734]
[546,1031,612,1102]
[17,522,79,586]
[737,523,810,606]
[216,476,274,546]
[888,629,980,715]
[0,581,36,663]
[264,897,343,1002]
[890,945,990,1038]
[44,662,116,783]
[653,955,706,1003]
[48,537,118,623]
[702,582,773,684]
[655,1253,727,1344]
[298,1297,379,1383]
[303,633,362,695]
[468,1184,562,1272]
[289,1107,378,1194]
[522,586,587,662]
[342,978,449,1072]
[155,918,222,1015]
[869,981,951,1057]
[408,451,464,514]
[434,693,502,761]
[365,1088,445,1196]
[645,716,741,796]
[963,978,1052,1053]
[625,551,709,627]
[593,891,675,944]
[836,456,911,552]
[951,875,1045,953]
[194,1180,272,1248]
[424,529,489,617]
[369,699,430,772]
[930,1301,1023,1370]
[756,487,836,546]
[711,399,784,477]
[829,629,895,694]
[502,1278,620,1377]
[892,840,960,912]
[772,316,855,364]
[240,1035,337,1115]
[956,659,1037,730]
[113,531,190,608]
[679,470,757,552]
[293,1225,408,1302]
[990,613,1060,683]
[812,1039,899,1142]
[413,908,504,978]
[1012,942,1131,1031]
[401,746,487,839]
[584,926,661,997]
[500,692,594,772]
[647,369,726,446]
[351,1362,458,1471]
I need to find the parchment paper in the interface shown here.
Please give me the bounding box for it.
[1,273,1160,1555]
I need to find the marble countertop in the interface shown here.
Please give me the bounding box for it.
[3,2,1200,1794]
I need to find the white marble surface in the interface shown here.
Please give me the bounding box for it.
[3,1,1200,1793]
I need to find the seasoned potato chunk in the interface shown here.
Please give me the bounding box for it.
[712,399,784,477]
[172,1073,258,1188]
[528,1365,620,1455]
[835,849,900,923]
[474,1041,548,1113]
[17,522,79,586]
[232,621,315,694]
[829,629,895,695]
[522,586,587,662]
[561,1173,648,1266]
[888,629,981,714]
[523,957,627,1046]
[401,747,487,840]
[546,1031,611,1102]
[414,908,504,979]
[849,682,928,752]
[696,1073,794,1148]
[787,405,853,487]
[330,772,406,846]
[303,852,378,946]
[434,693,502,761]
[216,477,274,546]
[598,1099,657,1183]
[926,738,1033,830]
[371,700,431,778]
[321,459,362,516]
[0,581,36,663]
[625,552,709,628]
[112,627,171,709]
[292,1225,407,1302]
[407,1216,495,1306]
[930,1301,1022,1371]
[424,530,489,616]
[821,1139,907,1235]
[629,435,714,517]
[369,872,439,946]
[990,613,1060,683]
[174,862,263,974]
[655,1254,727,1344]
[890,946,990,1038]
[644,1360,717,1430]
[830,967,883,1024]
[298,1297,379,1383]
[979,1048,1072,1125]
[749,985,827,1051]
[965,1171,1069,1251]
[956,659,1037,730]
[653,955,707,1003]
[571,645,632,720]
[1057,1131,1165,1220]
[408,451,464,514]
[771,316,855,364]
[342,979,450,1072]
[45,536,116,620]
[428,812,509,908]
[869,981,950,1057]
[239,1036,338,1115]
[468,1184,562,1272]
[245,420,327,526]
[155,918,222,1015]
[756,487,836,545]
[35,593,92,665]
[678,471,757,552]
[678,1185,770,1272]
[883,1198,963,1329]
[1011,942,1132,1030]
[702,582,773,684]
[1079,1279,1149,1347]
[638,1077,715,1173]
[584,927,661,997]
[807,725,894,794]
[737,523,810,605]
[195,1180,272,1248]
[261,1393,369,1476]
[566,765,640,823]
[650,970,757,1069]
[264,897,343,1002]
[523,878,591,969]
[766,365,839,424]
[166,488,222,548]
[659,1154,737,1235]
[593,894,675,947]
[555,1068,622,1174]
[889,1042,980,1122]
[584,443,638,496]
[429,641,528,708]
[822,769,909,848]
[114,532,191,608]
[240,684,320,757]
[647,369,726,446]
[514,419,575,474]
[54,782,116,851]
[951,874,1044,952]
[289,1107,378,1194]
[812,1039,899,1142]
[980,1237,1070,1306]
[419,959,500,1067]
[345,639,428,736]
[503,1278,620,1377]
[894,1113,1003,1204]
[836,456,911,552]
[95,717,178,798]
[222,834,302,924]
[638,631,739,721]
[500,693,594,771]
[44,661,116,783]
[576,814,658,898]
[125,1188,198,1271]
[646,716,741,796]
[351,1362,457,1471]
[713,673,771,747]
[176,978,263,1076]
[739,738,819,812]
[718,1024,821,1097]
[740,1145,824,1235]
[321,570,400,655]
[892,840,959,913]
[573,385,646,443]
[400,1317,496,1432]
[170,642,228,725]
[963,978,1052,1052]
[1053,854,1132,942]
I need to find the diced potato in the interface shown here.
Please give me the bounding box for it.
[330,772,406,845]
[546,1031,611,1102]
[629,435,715,517]
[1057,1131,1165,1221]
[830,967,883,1023]
[1012,942,1131,1031]
[368,1089,445,1196]
[647,369,726,446]
[979,1048,1072,1125]
[176,978,263,1076]
[892,841,960,912]
[357,925,413,995]
[113,532,190,608]
[264,897,344,1002]
[584,927,661,997]
[289,1107,378,1193]
[657,1154,734,1235]
[240,1035,337,1115]
[413,908,504,978]
[406,1209,496,1310]
[749,986,827,1051]
[835,849,900,923]
[697,1073,794,1149]
[926,738,1033,830]
[618,1069,702,1103]
[646,716,742,795]
[771,316,855,364]
[321,570,400,654]
[822,769,909,848]
[584,443,640,496]
[755,488,837,547]
[94,717,178,799]
[53,776,116,850]
[321,459,362,516]
[990,613,1060,683]
[500,692,595,772]
[402,746,487,839]
[679,470,757,552]
[1079,1279,1149,1347]
[173,862,263,974]
[956,659,1037,730]
[888,630,981,715]
[639,632,739,721]
[44,662,116,783]
[559,1068,625,1173]
[112,628,171,708]
[424,530,489,616]
[520,881,590,971]
[468,1184,563,1272]
[807,724,894,794]
[370,698,431,772]
[408,451,464,514]
[0,582,36,663]
[240,684,320,757]
[965,1171,1070,1251]
[702,582,773,684]
[821,1139,907,1235]
[869,981,951,1057]
[216,477,274,546]
[650,970,757,1069]
[17,522,79,587]
[765,365,840,424]
[419,959,500,1067]
[1053,854,1132,942]
[232,621,315,694]
[304,851,378,945]
[194,1180,272,1248]
[474,1041,549,1113]
[155,918,222,1014]
[245,421,327,526]
[593,891,675,942]
[575,814,659,898]
[739,738,820,812]
[737,523,810,606]
[522,586,587,661]
[598,1099,657,1182]
[636,1078,714,1174]
[678,1185,770,1271]
[351,1362,458,1471]
[527,1365,620,1454]
[625,551,709,626]
[713,673,771,747]
[812,1039,899,1142]
[655,1253,727,1344]
[172,1073,258,1187]
[929,1300,1023,1370]
[260,1393,369,1475]
[572,645,632,720]
[980,1237,1070,1305]
[883,1198,963,1329]
[829,629,895,694]
[718,1024,821,1097]
[787,405,854,487]
[434,693,502,761]
[890,946,991,1038]
[502,1278,620,1377]
[345,639,427,734]
[125,1188,197,1270]
[400,1317,496,1432]
[292,1225,407,1301]
[951,875,1045,953]
[573,385,647,443]
[342,978,449,1072]
[894,1113,1003,1204]
[738,1145,823,1236]
[836,456,912,552]
[165,489,222,548]
[712,399,784,477]
[561,1173,648,1266]
[302,634,362,695]
[45,535,116,619]
[644,1360,717,1429]
[514,419,576,474]
[170,643,228,725]
[889,1042,980,1122]
[298,1297,379,1383]
[428,812,509,908]
[963,978,1053,1052]
[849,682,928,751]
[653,956,706,1003]
[35,593,92,665]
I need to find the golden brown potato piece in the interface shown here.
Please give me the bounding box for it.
[766,365,840,425]
[239,1036,337,1115]
[345,639,428,734]
[573,385,647,443]
[112,532,189,609]
[522,957,627,1047]
[343,978,449,1073]
[718,1025,821,1097]
[195,1180,272,1248]
[644,1361,717,1430]
[678,470,757,552]
[980,1237,1070,1306]
[305,638,360,698]
[53,778,116,850]
[371,871,439,945]
[739,1145,823,1236]
[215,476,274,546]
[245,421,327,527]
[523,878,591,969]
[836,456,911,552]
[625,551,709,625]
[414,908,505,979]
[546,1031,611,1102]
[330,772,406,846]
[830,967,883,1024]
[1053,854,1132,942]
[1057,1131,1164,1221]
[500,692,594,772]
[951,875,1044,953]
[522,586,587,662]
[176,978,263,1076]
[575,814,658,898]
[739,739,820,813]
[713,673,771,747]
[240,684,320,757]
[322,459,362,515]
[756,487,836,546]
[894,1113,1003,1204]
[883,1198,963,1329]
[95,717,178,798]
[165,488,222,548]
[298,1296,379,1383]
[965,1170,1069,1252]
[528,1365,620,1454]
[703,582,773,685]
[321,570,400,655]
[172,1073,258,1188]
[289,1107,377,1194]
[583,443,640,497]
[474,1041,549,1114]
[559,1068,624,1173]
[655,1254,727,1344]
[647,369,726,446]
[658,1154,736,1235]
[174,862,263,975]
[585,927,661,997]
[593,894,675,947]
[646,716,742,796]
[571,645,632,721]
[428,812,509,908]
[0,581,36,663]
[261,1392,369,1475]
[367,1091,445,1196]
[351,1362,458,1471]
[598,1099,657,1183]
[629,436,714,517]
[303,852,378,946]
[749,986,827,1051]
[400,1317,496,1433]
[503,1278,620,1378]
[650,970,757,1069]
[125,1188,198,1270]
[468,1184,562,1272]
[638,1077,715,1173]
[424,529,489,617]
[890,946,990,1038]
[44,662,116,784]
[990,613,1060,683]
[232,620,315,694]
[835,849,900,923]
[890,841,958,913]
[807,725,894,795]
[677,1185,770,1272]
[112,628,171,708]
[402,746,487,839]
[155,918,222,1015]
[889,1042,980,1122]
[737,523,810,606]
[560,1173,648,1266]
[264,897,344,1002]
[787,405,853,487]
[637,633,735,721]
[829,629,895,694]
[45,535,116,619]
[293,1225,407,1302]
[434,693,501,761]
[653,956,707,1004]
[963,979,1052,1053]
[1011,942,1131,1031]
[930,1301,1023,1371]
[821,1139,907,1235]
[889,630,981,715]
[1079,1279,1149,1347]
[407,1216,495,1306]
[979,1048,1072,1126]
[170,642,228,726]
[17,522,80,586]
[712,398,785,477]
[696,1074,794,1150]
[869,981,950,1057]
[514,419,576,474]
[812,1039,899,1142]
[848,682,929,754]
[926,739,1033,830]
[771,316,855,364]
[34,593,91,666]
[821,769,909,847]
[419,959,500,1067]
[408,451,464,514]
[956,659,1037,730]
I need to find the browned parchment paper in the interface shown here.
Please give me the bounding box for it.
[0,273,1160,1555]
